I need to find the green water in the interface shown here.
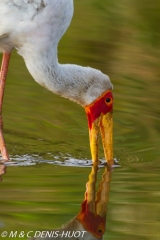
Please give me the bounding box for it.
[0,0,160,239]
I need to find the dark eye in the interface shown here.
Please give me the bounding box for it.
[106,97,111,103]
[97,229,103,234]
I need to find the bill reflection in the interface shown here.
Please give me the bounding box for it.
[32,164,112,240]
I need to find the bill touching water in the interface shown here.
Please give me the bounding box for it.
[0,0,160,239]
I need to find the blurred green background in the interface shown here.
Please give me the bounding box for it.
[0,0,160,239]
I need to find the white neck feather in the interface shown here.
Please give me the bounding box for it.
[19,45,112,106]
[0,0,112,106]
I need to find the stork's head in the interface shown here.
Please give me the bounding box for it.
[76,68,114,165]
[84,89,113,165]
[58,65,113,165]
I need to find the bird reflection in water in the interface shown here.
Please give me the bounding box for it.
[0,162,113,240]
[33,163,112,240]
[76,164,112,240]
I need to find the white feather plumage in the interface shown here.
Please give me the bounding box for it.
[0,0,112,106]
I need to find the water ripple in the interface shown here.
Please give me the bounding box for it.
[0,155,119,168]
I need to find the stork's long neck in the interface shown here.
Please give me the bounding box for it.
[18,44,112,106]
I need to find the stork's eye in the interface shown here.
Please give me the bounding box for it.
[105,97,111,103]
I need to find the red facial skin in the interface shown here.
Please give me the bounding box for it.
[84,90,113,129]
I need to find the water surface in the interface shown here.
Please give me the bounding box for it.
[0,0,160,239]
